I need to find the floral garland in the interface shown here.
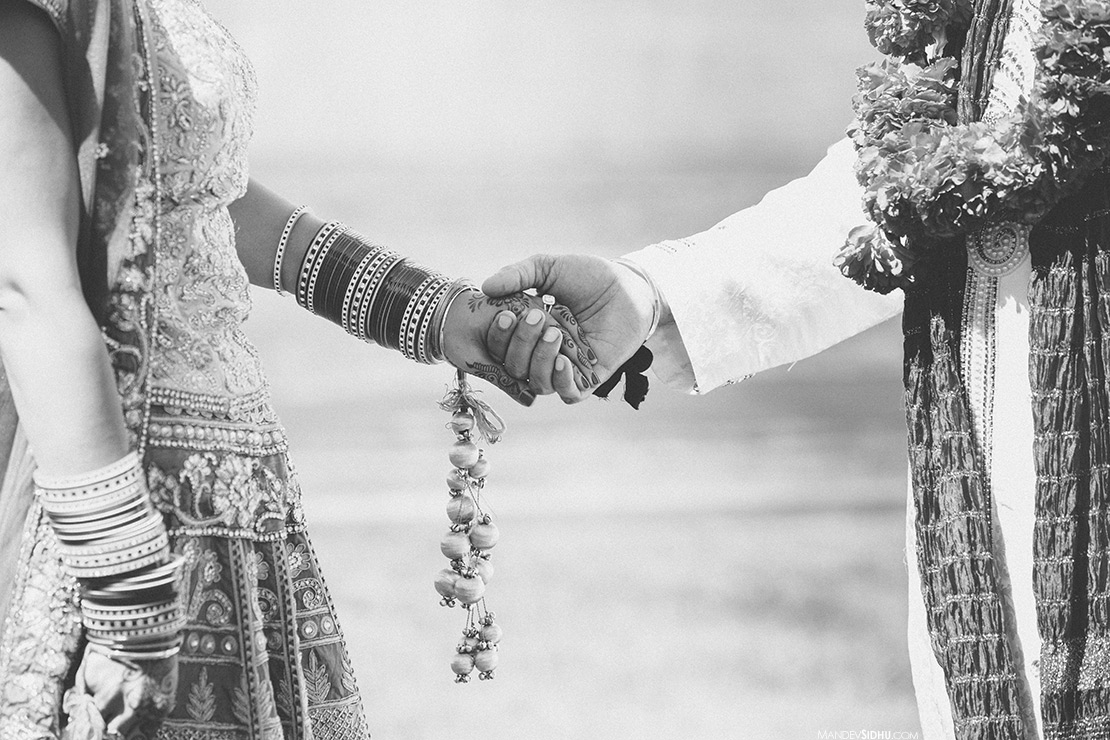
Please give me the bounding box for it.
[835,0,1110,293]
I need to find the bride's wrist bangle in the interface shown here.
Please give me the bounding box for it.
[273,205,309,296]
[612,258,663,341]
[294,221,462,363]
[430,281,476,363]
[296,221,342,311]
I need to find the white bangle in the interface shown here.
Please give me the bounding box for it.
[612,258,663,341]
[273,205,309,296]
[433,282,478,363]
[33,451,140,490]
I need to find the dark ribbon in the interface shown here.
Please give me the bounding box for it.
[592,345,652,409]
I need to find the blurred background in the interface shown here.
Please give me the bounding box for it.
[206,1,917,737]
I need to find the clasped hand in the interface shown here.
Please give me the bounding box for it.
[441,255,659,405]
[66,646,177,739]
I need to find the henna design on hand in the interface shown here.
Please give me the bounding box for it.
[466,361,536,406]
[553,304,597,364]
[558,332,592,378]
[468,293,532,316]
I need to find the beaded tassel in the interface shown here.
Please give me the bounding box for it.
[437,370,504,682]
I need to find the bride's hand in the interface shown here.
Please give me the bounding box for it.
[73,646,178,738]
[441,291,596,406]
[481,255,658,403]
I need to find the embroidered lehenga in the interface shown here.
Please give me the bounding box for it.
[0,0,370,737]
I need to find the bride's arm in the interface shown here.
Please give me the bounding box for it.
[227,179,599,404]
[0,4,179,735]
[0,0,129,476]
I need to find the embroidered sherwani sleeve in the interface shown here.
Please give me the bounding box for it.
[622,137,904,393]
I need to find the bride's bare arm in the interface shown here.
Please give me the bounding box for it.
[0,0,130,476]
[228,179,598,402]
[0,6,178,733]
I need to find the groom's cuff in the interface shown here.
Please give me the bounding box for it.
[620,243,736,395]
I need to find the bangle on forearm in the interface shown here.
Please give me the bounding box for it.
[315,228,365,324]
[296,221,342,311]
[357,254,402,341]
[375,262,426,349]
[400,275,444,361]
[293,221,468,363]
[414,279,456,363]
[273,205,309,296]
[306,224,346,315]
[612,257,663,341]
[35,453,185,659]
[431,281,477,362]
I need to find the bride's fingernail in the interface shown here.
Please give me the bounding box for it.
[497,312,514,329]
[587,347,598,363]
[543,327,560,342]
[525,308,543,325]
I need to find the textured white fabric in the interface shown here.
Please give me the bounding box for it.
[622,138,903,394]
[989,257,1040,735]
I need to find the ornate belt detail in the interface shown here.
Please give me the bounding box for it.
[147,385,287,456]
[967,222,1031,278]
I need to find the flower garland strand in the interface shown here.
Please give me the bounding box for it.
[435,370,503,682]
[864,0,973,60]
[836,0,1110,293]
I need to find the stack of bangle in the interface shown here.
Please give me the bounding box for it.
[35,452,185,660]
[292,220,475,364]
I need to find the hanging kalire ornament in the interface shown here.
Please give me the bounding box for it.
[436,370,505,682]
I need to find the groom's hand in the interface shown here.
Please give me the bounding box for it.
[481,254,657,403]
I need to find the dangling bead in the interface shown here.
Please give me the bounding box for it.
[469,521,499,550]
[447,472,467,492]
[447,495,477,524]
[452,652,475,678]
[474,558,494,584]
[475,649,498,673]
[450,411,475,433]
[435,568,459,599]
[480,622,503,645]
[468,457,490,480]
[440,531,471,560]
[449,440,479,469]
[454,575,486,605]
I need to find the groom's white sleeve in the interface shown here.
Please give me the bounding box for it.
[621,137,904,394]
